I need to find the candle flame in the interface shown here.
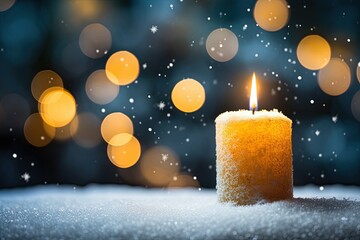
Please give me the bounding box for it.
[249,72,258,112]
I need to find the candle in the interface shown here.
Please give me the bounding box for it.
[215,73,293,205]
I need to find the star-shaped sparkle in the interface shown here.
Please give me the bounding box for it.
[157,101,165,110]
[150,25,158,34]
[161,153,169,162]
[21,172,30,182]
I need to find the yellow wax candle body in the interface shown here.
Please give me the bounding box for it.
[215,109,293,205]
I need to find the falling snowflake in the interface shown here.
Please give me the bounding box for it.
[21,172,30,182]
[332,115,338,123]
[315,130,320,136]
[150,25,158,34]
[142,63,147,69]
[161,153,169,162]
[157,101,165,110]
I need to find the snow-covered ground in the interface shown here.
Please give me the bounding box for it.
[0,185,359,239]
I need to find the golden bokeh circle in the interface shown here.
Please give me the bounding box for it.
[107,133,141,168]
[79,23,112,59]
[140,146,180,187]
[205,28,238,62]
[85,69,120,105]
[297,35,331,70]
[317,58,351,96]
[105,51,140,86]
[100,112,134,144]
[108,132,133,147]
[253,0,289,32]
[24,113,55,147]
[0,0,15,12]
[38,88,77,127]
[37,87,64,104]
[171,78,205,113]
[65,0,103,23]
[71,112,102,148]
[31,70,63,102]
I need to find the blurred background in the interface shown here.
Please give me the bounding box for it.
[0,0,360,189]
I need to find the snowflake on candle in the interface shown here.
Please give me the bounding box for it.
[150,25,158,34]
[21,172,30,182]
[161,153,169,162]
[157,101,165,110]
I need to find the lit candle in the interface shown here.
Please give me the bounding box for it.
[215,73,293,205]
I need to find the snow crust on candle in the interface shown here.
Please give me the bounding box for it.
[215,109,290,123]
[215,109,293,205]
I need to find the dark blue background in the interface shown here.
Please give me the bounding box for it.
[0,0,360,188]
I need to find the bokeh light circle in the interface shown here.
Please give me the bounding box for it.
[100,112,133,144]
[171,78,205,113]
[79,23,112,59]
[24,113,55,147]
[351,90,360,122]
[206,28,238,62]
[317,58,351,96]
[140,146,180,187]
[64,0,103,23]
[31,70,63,102]
[39,88,77,127]
[297,35,331,70]
[71,112,102,148]
[107,133,141,168]
[357,62,360,83]
[105,51,140,85]
[253,0,289,32]
[0,0,15,12]
[85,70,119,105]
[108,133,133,147]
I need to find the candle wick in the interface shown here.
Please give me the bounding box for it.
[252,108,255,115]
